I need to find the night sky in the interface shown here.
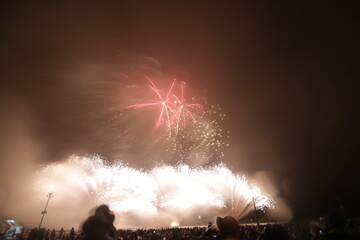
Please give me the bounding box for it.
[0,1,359,221]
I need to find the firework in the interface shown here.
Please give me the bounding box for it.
[127,75,176,130]
[127,76,201,133]
[36,155,273,227]
[170,81,202,133]
[167,104,229,163]
[126,76,227,162]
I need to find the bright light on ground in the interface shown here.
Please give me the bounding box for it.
[171,222,179,227]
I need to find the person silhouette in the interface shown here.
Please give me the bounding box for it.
[216,216,240,240]
[83,205,114,240]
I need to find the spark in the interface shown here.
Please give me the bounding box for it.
[167,104,229,163]
[36,155,273,221]
[127,75,175,129]
[171,92,201,133]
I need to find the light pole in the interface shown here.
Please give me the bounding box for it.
[38,193,53,229]
[252,197,260,229]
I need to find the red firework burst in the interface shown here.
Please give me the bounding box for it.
[127,76,201,131]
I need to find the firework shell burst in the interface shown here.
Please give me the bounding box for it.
[36,155,273,227]
[126,76,229,163]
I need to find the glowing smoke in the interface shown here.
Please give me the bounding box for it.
[35,155,273,228]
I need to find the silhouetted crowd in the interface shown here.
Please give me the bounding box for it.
[25,227,76,240]
[19,205,360,240]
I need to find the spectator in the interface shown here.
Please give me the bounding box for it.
[106,212,117,240]
[27,228,38,240]
[59,228,64,239]
[37,228,45,240]
[216,216,240,240]
[45,229,50,240]
[50,229,56,240]
[83,205,112,240]
[69,228,76,240]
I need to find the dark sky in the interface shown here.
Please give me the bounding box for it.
[1,1,359,220]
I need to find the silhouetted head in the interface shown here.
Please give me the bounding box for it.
[83,215,107,240]
[95,204,110,217]
[216,216,240,238]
